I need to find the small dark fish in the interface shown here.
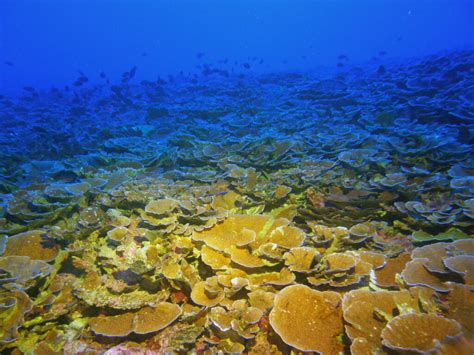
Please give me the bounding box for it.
[129,66,137,79]
[32,125,48,134]
[23,86,35,92]
[243,63,251,69]
[338,54,348,60]
[73,74,88,86]
[377,65,386,75]
[142,52,148,57]
[378,51,387,56]
[121,66,137,83]
[196,52,205,59]
[336,62,344,68]
[99,71,107,79]
[4,61,14,67]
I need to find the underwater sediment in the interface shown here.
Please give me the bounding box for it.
[0,50,473,354]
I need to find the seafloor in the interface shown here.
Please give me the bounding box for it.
[0,50,473,354]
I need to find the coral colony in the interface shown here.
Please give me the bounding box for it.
[0,51,473,353]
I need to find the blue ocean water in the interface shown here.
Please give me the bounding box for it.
[0,1,473,353]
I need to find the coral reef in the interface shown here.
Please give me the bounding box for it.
[0,50,473,353]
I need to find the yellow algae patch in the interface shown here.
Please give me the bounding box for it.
[89,303,181,337]
[269,284,343,353]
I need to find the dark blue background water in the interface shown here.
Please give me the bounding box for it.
[1,0,473,94]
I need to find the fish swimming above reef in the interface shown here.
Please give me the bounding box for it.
[22,86,35,93]
[73,72,89,86]
[121,66,137,83]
